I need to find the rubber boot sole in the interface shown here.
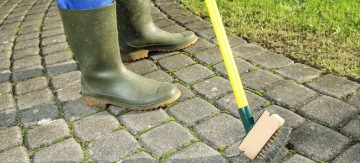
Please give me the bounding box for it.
[121,37,199,62]
[82,91,181,111]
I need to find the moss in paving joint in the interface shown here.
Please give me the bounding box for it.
[162,116,176,124]
[52,137,67,144]
[29,147,46,158]
[112,125,127,132]
[159,149,178,161]
[217,146,226,154]
[80,141,94,162]
[66,120,75,138]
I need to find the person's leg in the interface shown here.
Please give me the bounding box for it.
[116,0,199,62]
[56,0,181,110]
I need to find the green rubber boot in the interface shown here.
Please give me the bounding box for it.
[116,0,199,62]
[59,3,181,111]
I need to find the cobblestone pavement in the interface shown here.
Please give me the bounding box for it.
[0,0,359,162]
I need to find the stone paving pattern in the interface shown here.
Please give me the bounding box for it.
[0,0,359,162]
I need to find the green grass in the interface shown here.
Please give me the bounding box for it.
[181,0,360,81]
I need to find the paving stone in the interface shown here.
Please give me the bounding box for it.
[63,100,98,121]
[25,119,70,150]
[15,76,48,95]
[232,43,266,59]
[20,103,59,127]
[194,114,245,149]
[144,70,173,83]
[13,46,40,60]
[197,28,216,39]
[56,81,81,102]
[276,63,322,83]
[185,20,212,32]
[138,121,195,157]
[0,94,15,111]
[41,27,64,38]
[18,25,41,35]
[283,154,315,163]
[45,51,73,65]
[14,39,39,50]
[216,91,269,118]
[46,59,78,75]
[149,51,177,61]
[169,97,219,126]
[348,91,360,109]
[12,65,43,82]
[126,60,157,75]
[0,59,10,71]
[41,42,68,55]
[298,96,357,127]
[183,39,215,54]
[0,147,30,163]
[13,55,41,71]
[32,138,84,163]
[122,151,157,163]
[174,64,214,84]
[265,105,305,128]
[162,24,186,33]
[88,130,141,162]
[265,81,318,110]
[16,32,40,42]
[42,22,63,31]
[0,109,17,128]
[0,126,22,152]
[333,143,360,163]
[158,54,195,71]
[73,111,119,142]
[108,105,127,116]
[0,49,11,60]
[341,116,360,139]
[194,48,223,65]
[0,70,11,83]
[41,34,66,47]
[119,109,170,134]
[17,88,54,110]
[192,76,232,100]
[306,74,360,99]
[51,71,81,89]
[173,14,202,25]
[165,142,227,163]
[211,34,247,47]
[241,69,283,91]
[174,83,195,101]
[213,58,255,77]
[289,122,350,161]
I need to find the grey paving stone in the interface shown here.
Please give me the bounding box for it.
[0,109,17,128]
[232,43,266,59]
[0,59,10,72]
[333,143,360,163]
[165,142,227,163]
[174,83,195,101]
[88,130,141,162]
[42,22,63,31]
[12,46,40,60]
[41,27,64,38]
[194,114,245,149]
[25,119,70,150]
[51,71,81,89]
[265,105,305,128]
[223,140,244,158]
[126,60,158,75]
[185,20,212,32]
[17,88,54,110]
[169,97,220,126]
[276,63,321,83]
[0,147,30,163]
[41,42,68,55]
[63,100,98,121]
[0,94,15,111]
[241,69,283,91]
[0,126,22,152]
[73,111,119,142]
[0,70,10,83]
[144,70,173,83]
[0,49,11,60]
[213,58,255,77]
[265,82,318,110]
[162,24,186,33]
[46,59,78,75]
[12,65,43,82]
[15,76,48,95]
[20,103,59,127]
[108,105,127,116]
[306,74,360,99]
[14,39,39,50]
[149,51,177,61]
[197,28,216,39]
[18,25,40,35]
[32,138,84,163]
[45,51,73,65]
[348,91,360,109]
[16,32,39,42]
[41,34,66,47]
[119,109,170,134]
[13,55,41,71]
[298,96,357,127]
[174,64,214,84]
[138,121,195,157]
[183,39,215,54]
[211,34,247,47]
[56,81,81,102]
[341,116,360,139]
[173,14,202,25]
[158,54,195,71]
[122,151,157,163]
[216,91,269,118]
[194,48,223,65]
[192,76,232,100]
[289,122,350,161]
[283,154,315,163]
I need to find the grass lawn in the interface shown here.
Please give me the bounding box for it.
[181,0,360,81]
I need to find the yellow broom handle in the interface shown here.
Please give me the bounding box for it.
[205,0,249,108]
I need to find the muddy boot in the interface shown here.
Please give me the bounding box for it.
[116,0,198,62]
[58,2,181,111]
